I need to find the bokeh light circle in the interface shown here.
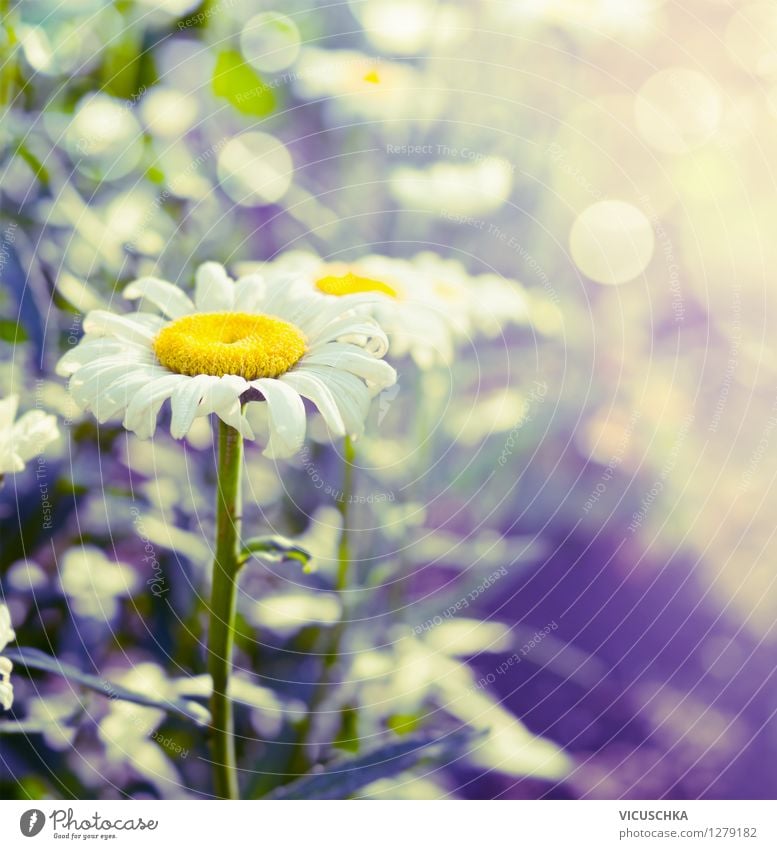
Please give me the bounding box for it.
[570,200,655,286]
[240,12,301,73]
[635,67,722,155]
[217,132,294,206]
[725,2,777,77]
[139,87,199,138]
[64,94,144,181]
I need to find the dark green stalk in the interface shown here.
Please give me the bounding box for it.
[208,419,243,799]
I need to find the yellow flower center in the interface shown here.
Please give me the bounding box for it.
[315,269,399,299]
[433,280,466,303]
[363,69,381,84]
[153,313,306,380]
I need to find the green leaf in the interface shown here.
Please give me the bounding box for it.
[5,647,210,726]
[332,704,360,753]
[0,318,28,343]
[212,50,275,116]
[240,535,312,570]
[263,729,480,800]
[16,143,50,187]
[386,713,423,736]
[101,33,143,100]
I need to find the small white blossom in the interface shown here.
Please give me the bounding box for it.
[0,395,59,476]
[60,546,139,621]
[0,603,16,711]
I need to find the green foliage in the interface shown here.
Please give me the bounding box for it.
[240,535,312,569]
[15,144,50,187]
[5,648,210,726]
[386,713,423,736]
[212,50,275,117]
[332,704,360,753]
[0,318,28,343]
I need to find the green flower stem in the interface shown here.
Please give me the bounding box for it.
[208,419,244,800]
[335,435,355,592]
[287,435,355,778]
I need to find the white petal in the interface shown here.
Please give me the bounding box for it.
[83,311,165,345]
[263,282,373,335]
[169,374,218,439]
[71,362,142,409]
[250,378,306,458]
[259,274,307,316]
[268,294,337,335]
[0,604,16,651]
[0,678,13,711]
[195,262,234,312]
[123,277,195,319]
[233,274,267,312]
[279,370,345,436]
[0,395,19,430]
[198,375,254,439]
[300,295,380,338]
[92,369,167,423]
[69,357,160,412]
[303,344,397,390]
[57,338,154,377]
[292,365,370,436]
[215,407,254,439]
[308,316,388,356]
[197,374,248,413]
[123,374,188,439]
[10,411,59,462]
[0,449,24,475]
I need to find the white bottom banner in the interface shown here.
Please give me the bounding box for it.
[1,800,775,849]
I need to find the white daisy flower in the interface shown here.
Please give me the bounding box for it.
[293,48,443,120]
[0,394,60,476]
[56,263,397,458]
[60,546,139,621]
[0,603,16,711]
[390,157,514,217]
[242,251,532,368]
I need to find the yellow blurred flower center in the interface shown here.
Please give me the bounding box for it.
[153,312,306,380]
[433,280,465,302]
[315,270,399,299]
[363,69,381,84]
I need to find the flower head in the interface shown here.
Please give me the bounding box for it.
[56,263,397,458]
[293,48,438,120]
[0,603,16,711]
[246,251,532,368]
[60,546,139,621]
[0,395,59,476]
